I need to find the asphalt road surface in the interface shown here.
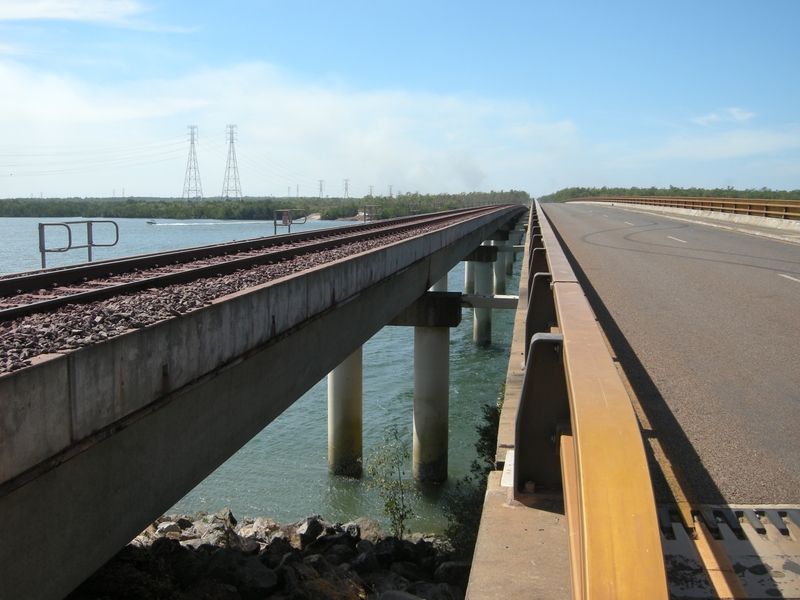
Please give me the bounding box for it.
[542,202,800,506]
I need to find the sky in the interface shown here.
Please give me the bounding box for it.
[0,0,799,199]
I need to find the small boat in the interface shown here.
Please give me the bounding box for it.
[146,220,157,225]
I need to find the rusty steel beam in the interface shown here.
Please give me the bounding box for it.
[563,196,800,221]
[537,201,669,599]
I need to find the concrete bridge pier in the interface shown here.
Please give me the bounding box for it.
[464,261,475,294]
[465,244,498,345]
[475,263,492,344]
[490,231,510,296]
[328,347,363,477]
[430,274,448,292]
[506,224,523,274]
[389,292,462,482]
[413,326,449,481]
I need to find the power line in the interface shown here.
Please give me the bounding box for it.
[221,125,242,201]
[182,125,203,201]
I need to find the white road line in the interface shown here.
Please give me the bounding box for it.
[779,274,800,284]
[602,214,608,217]
[624,221,634,225]
[667,236,687,244]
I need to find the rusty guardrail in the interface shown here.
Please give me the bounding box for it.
[564,195,800,221]
[514,201,668,598]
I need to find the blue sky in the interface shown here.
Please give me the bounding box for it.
[1,0,798,198]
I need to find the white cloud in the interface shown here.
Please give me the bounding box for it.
[692,107,756,126]
[650,129,800,161]
[2,59,796,199]
[0,42,22,55]
[0,0,143,23]
[0,60,575,197]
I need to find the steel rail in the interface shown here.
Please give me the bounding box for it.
[563,195,800,220]
[533,201,668,599]
[0,208,489,294]
[0,207,500,322]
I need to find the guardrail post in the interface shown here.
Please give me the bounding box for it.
[86,221,94,263]
[514,333,569,497]
[38,223,47,269]
[328,347,363,477]
[527,247,548,298]
[525,273,555,362]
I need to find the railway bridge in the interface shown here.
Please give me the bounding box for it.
[0,206,525,600]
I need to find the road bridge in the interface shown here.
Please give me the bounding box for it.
[0,206,525,600]
[469,198,800,599]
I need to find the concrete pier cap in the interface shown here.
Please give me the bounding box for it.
[389,291,462,482]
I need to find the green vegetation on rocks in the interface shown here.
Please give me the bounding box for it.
[440,384,504,560]
[365,426,420,539]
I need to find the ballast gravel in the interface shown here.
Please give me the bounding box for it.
[0,221,458,374]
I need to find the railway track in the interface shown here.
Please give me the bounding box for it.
[0,207,503,373]
[0,208,496,322]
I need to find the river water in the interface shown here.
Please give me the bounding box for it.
[0,216,518,533]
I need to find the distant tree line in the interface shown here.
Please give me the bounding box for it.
[0,190,530,220]
[537,186,800,203]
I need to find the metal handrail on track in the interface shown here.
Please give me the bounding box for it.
[564,195,800,220]
[0,207,502,322]
[515,201,668,598]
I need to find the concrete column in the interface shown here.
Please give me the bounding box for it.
[474,261,493,345]
[510,230,522,266]
[492,240,506,296]
[506,233,518,275]
[464,261,475,294]
[413,326,449,482]
[430,274,448,292]
[328,347,362,477]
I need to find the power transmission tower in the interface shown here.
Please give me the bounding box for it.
[318,180,324,198]
[343,179,350,198]
[369,185,373,196]
[389,185,393,198]
[182,125,203,201]
[221,124,242,201]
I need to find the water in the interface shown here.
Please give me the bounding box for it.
[0,216,518,533]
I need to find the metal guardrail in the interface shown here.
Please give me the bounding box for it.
[272,209,307,234]
[514,202,668,598]
[363,205,381,222]
[564,195,800,220]
[38,220,119,269]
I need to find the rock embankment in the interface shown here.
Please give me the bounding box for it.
[65,508,470,600]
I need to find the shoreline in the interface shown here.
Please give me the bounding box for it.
[65,508,470,600]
